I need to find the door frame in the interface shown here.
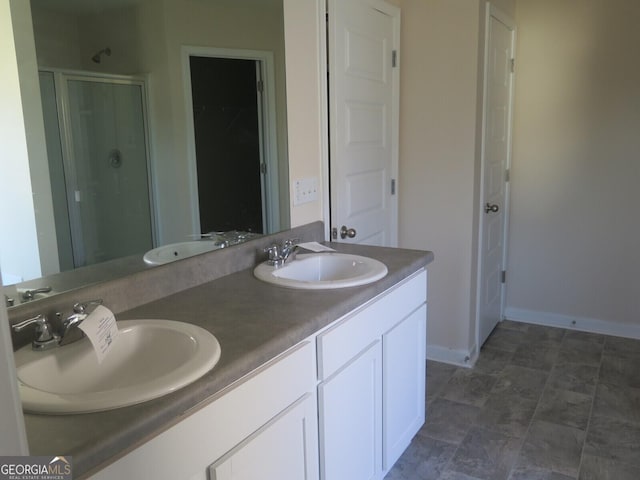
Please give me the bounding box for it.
[475,3,516,349]
[182,46,280,235]
[326,0,401,247]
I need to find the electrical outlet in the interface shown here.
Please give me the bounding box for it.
[294,177,318,206]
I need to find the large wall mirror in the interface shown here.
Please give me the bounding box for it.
[2,0,289,307]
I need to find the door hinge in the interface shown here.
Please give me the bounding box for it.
[257,80,264,93]
[510,58,515,73]
[392,50,398,68]
[505,169,510,182]
[391,178,396,195]
[501,270,506,284]
[260,162,267,174]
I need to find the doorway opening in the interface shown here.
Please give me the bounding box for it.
[184,48,281,235]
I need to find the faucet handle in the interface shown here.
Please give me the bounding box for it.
[13,314,60,351]
[13,314,48,333]
[264,244,281,260]
[20,286,53,302]
[72,299,103,314]
[4,294,14,307]
[283,238,300,248]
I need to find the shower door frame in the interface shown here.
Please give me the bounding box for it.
[42,68,157,268]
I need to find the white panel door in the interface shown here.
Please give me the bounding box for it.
[478,6,515,346]
[328,0,400,246]
[382,305,427,473]
[318,341,382,480]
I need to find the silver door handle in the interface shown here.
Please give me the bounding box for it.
[484,203,499,213]
[340,226,357,239]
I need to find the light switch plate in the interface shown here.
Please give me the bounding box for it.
[294,177,318,206]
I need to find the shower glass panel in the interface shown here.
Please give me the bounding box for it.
[64,77,153,267]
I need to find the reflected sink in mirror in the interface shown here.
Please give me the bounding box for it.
[14,319,221,414]
[143,232,262,265]
[254,253,388,289]
[143,241,223,266]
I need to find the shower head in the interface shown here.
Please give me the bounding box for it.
[91,47,111,64]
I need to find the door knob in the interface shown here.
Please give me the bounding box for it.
[484,203,499,214]
[340,225,357,239]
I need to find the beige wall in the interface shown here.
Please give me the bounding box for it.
[30,6,82,69]
[283,0,327,228]
[506,0,640,332]
[490,0,516,17]
[397,0,483,361]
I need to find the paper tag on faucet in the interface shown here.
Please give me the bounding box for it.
[297,242,336,253]
[78,305,119,364]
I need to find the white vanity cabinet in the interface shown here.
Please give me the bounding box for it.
[91,341,319,480]
[90,268,427,480]
[316,269,427,480]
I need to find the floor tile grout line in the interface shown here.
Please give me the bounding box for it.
[437,367,467,479]
[504,328,568,479]
[427,365,479,480]
[576,335,606,478]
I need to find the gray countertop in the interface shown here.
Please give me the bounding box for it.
[23,242,433,478]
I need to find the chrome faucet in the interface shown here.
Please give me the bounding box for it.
[13,299,103,351]
[20,286,53,302]
[263,238,300,267]
[59,300,104,346]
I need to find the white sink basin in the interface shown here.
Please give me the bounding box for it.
[254,253,388,289]
[143,241,222,265]
[14,319,221,414]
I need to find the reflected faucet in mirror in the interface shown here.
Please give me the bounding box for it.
[20,287,53,303]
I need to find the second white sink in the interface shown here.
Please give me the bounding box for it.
[254,253,388,289]
[14,319,221,414]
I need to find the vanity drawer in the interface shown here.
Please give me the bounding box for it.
[316,269,427,381]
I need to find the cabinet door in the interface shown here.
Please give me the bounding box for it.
[382,304,427,471]
[209,393,319,480]
[318,341,382,480]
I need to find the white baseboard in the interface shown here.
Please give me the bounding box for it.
[504,307,640,340]
[426,344,477,368]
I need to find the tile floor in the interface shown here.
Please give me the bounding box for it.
[385,319,640,480]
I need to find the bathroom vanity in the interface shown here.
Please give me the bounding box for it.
[11,223,433,479]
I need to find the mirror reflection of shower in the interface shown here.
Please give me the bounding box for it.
[39,70,154,271]
[91,47,111,64]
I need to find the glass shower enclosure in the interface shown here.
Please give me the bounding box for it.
[39,71,154,271]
